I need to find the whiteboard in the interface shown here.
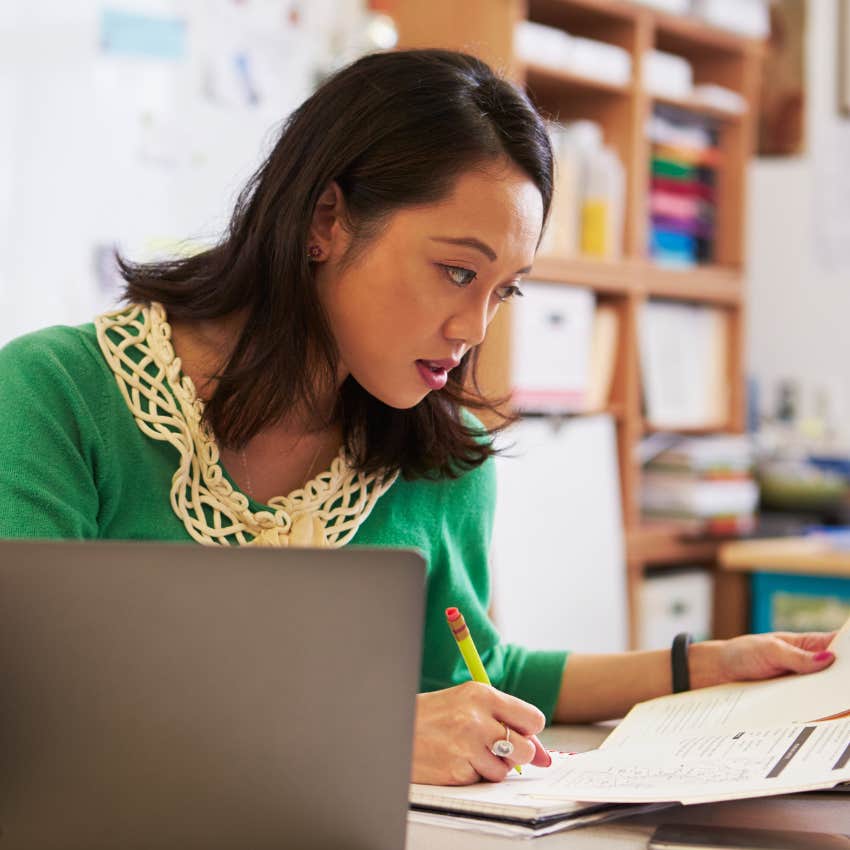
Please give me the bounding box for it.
[0,0,369,346]
[490,415,628,654]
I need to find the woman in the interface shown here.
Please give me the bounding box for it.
[0,49,835,786]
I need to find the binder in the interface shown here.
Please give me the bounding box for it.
[510,283,595,414]
[639,301,729,429]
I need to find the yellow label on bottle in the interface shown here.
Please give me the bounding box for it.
[581,200,608,257]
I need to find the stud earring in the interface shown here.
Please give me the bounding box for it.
[307,244,323,261]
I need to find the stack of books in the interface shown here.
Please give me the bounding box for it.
[648,108,719,267]
[641,435,759,536]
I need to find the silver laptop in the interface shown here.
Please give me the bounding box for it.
[0,539,425,850]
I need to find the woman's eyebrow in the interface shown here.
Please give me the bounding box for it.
[430,236,533,275]
[430,236,497,261]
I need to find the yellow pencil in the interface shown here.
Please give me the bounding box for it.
[446,606,522,774]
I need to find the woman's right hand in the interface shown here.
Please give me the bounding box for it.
[411,681,552,785]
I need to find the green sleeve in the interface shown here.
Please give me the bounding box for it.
[0,328,110,539]
[422,443,569,725]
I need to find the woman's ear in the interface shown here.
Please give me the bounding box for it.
[307,181,349,262]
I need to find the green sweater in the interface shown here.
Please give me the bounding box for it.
[0,321,568,721]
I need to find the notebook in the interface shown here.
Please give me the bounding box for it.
[0,539,425,850]
[409,752,668,837]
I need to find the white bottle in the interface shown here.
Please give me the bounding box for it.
[581,145,625,259]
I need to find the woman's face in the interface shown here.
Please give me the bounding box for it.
[315,161,544,409]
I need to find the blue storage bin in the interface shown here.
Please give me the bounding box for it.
[751,571,850,633]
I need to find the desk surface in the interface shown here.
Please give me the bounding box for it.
[720,536,850,576]
[405,725,849,849]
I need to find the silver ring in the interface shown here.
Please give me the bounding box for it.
[490,726,514,759]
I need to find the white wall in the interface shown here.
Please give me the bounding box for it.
[0,0,369,346]
[746,0,850,441]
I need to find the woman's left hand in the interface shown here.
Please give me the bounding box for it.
[692,631,837,688]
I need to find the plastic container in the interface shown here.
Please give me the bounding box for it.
[581,146,625,259]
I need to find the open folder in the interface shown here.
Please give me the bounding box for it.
[409,619,850,838]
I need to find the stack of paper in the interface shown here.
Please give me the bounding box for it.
[641,434,759,535]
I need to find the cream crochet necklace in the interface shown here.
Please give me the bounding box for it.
[94,302,398,548]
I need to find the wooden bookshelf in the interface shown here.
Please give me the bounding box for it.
[524,61,632,96]
[388,0,764,647]
[652,93,745,124]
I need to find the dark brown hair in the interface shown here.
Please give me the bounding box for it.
[119,49,553,480]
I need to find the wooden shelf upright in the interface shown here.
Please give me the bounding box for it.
[387,0,764,647]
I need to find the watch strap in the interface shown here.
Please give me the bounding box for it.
[671,631,692,693]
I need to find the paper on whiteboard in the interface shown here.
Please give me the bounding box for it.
[490,415,627,654]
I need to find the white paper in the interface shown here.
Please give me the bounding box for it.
[529,719,850,805]
[490,416,628,654]
[604,620,850,749]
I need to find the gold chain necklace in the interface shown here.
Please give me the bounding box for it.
[239,439,324,502]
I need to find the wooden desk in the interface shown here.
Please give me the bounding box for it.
[721,536,850,576]
[717,536,850,634]
[405,725,849,849]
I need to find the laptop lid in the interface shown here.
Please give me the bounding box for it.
[0,539,425,850]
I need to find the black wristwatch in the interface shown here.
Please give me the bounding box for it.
[671,631,692,693]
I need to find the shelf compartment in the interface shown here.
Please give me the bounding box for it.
[523,61,632,98]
